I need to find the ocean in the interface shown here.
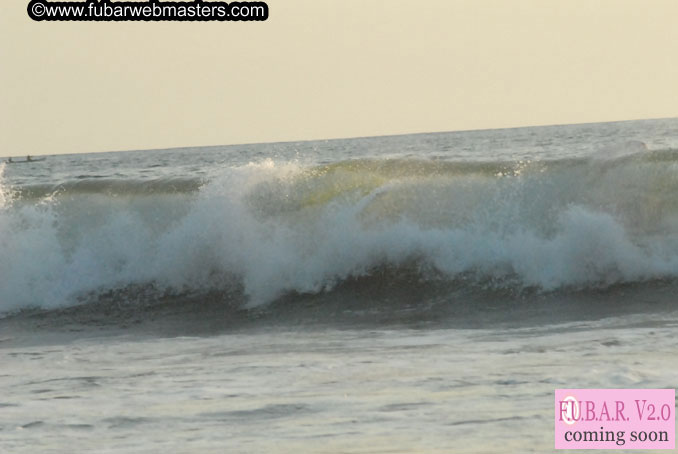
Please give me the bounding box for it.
[1,118,678,452]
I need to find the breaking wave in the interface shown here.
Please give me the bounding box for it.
[2,150,678,314]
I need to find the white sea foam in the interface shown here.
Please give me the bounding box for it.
[1,153,678,313]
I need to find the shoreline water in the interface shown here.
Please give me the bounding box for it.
[2,312,677,453]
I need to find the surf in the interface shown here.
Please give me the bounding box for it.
[1,149,678,314]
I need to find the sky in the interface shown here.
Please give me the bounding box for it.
[1,0,677,157]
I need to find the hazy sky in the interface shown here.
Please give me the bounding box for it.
[1,0,677,156]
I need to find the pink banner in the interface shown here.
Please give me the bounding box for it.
[555,389,675,450]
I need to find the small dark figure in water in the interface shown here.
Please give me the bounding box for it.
[7,157,12,163]
[27,155,32,162]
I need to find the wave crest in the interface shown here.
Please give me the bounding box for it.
[2,152,678,313]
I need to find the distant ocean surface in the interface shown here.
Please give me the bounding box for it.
[2,119,678,453]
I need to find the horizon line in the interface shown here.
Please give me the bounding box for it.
[8,115,678,158]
